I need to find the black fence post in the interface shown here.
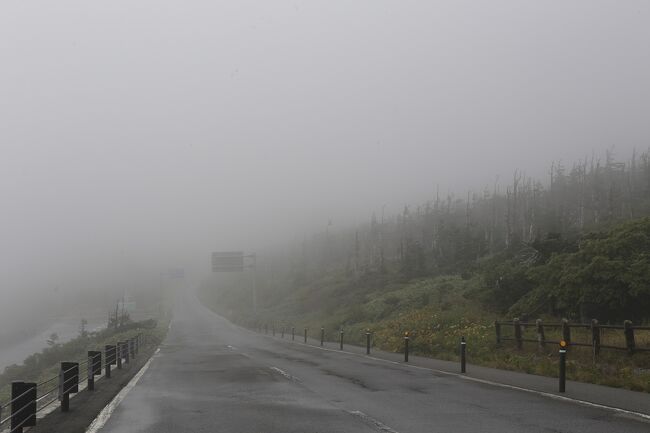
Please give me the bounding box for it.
[88,353,94,391]
[591,319,600,358]
[105,345,115,378]
[10,381,36,433]
[366,329,371,355]
[559,340,567,392]
[460,336,466,373]
[513,318,522,349]
[561,318,571,345]
[291,327,295,341]
[536,319,545,350]
[404,332,410,362]
[59,362,79,412]
[320,327,325,347]
[117,344,123,369]
[624,320,635,354]
[304,328,308,344]
[123,341,130,364]
[88,351,99,391]
[339,328,344,350]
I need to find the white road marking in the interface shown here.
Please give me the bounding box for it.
[265,334,650,423]
[269,366,301,382]
[85,348,160,433]
[348,410,400,433]
[213,309,650,424]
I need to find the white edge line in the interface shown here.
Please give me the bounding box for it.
[262,333,650,423]
[213,311,650,424]
[85,348,160,433]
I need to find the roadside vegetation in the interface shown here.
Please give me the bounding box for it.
[200,151,650,392]
[0,317,168,402]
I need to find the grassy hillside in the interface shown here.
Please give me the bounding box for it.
[200,218,650,392]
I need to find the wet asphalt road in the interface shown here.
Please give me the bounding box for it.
[98,290,650,433]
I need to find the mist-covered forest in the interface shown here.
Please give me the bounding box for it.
[208,149,650,324]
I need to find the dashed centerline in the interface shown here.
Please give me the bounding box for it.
[348,410,400,433]
[269,366,301,382]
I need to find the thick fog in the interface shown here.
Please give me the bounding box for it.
[1,1,649,330]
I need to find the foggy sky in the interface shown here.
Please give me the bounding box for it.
[1,1,649,319]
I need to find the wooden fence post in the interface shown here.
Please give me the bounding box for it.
[513,318,522,349]
[624,320,635,354]
[561,318,571,344]
[536,319,545,350]
[591,319,600,357]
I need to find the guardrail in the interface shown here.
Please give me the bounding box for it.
[0,334,145,433]
[259,323,459,364]
[494,318,650,355]
[255,317,648,394]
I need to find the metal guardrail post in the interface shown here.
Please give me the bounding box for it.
[339,328,344,350]
[291,327,295,341]
[404,332,410,362]
[304,328,307,344]
[366,329,371,355]
[10,381,36,433]
[495,321,501,345]
[561,318,571,345]
[624,320,635,354]
[591,319,600,358]
[59,362,79,412]
[123,341,130,364]
[88,351,99,391]
[117,344,123,370]
[536,319,545,350]
[105,345,116,377]
[460,336,466,373]
[320,327,325,347]
[559,340,567,392]
[513,318,522,349]
[281,327,285,338]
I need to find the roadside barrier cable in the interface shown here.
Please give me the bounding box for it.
[37,376,58,387]
[0,339,151,428]
[36,386,57,403]
[36,395,59,413]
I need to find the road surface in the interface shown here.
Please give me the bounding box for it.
[97,289,650,433]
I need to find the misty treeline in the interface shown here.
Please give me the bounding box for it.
[257,149,650,323]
